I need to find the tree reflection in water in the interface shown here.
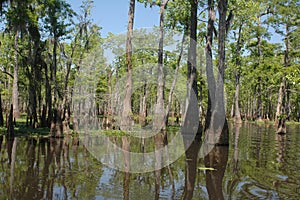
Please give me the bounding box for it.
[1,124,298,199]
[204,144,229,200]
[122,136,130,200]
[182,136,201,200]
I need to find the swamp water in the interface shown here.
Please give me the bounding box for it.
[0,123,299,199]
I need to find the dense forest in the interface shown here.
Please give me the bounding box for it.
[0,0,299,141]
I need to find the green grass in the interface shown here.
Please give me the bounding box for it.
[0,115,50,137]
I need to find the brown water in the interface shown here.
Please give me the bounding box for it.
[0,123,299,199]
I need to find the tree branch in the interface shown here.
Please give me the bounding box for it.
[0,70,14,79]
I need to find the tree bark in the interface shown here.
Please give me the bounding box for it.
[275,79,286,134]
[216,0,229,143]
[121,0,135,131]
[0,92,3,127]
[50,109,63,138]
[12,30,20,118]
[204,0,216,131]
[205,0,229,145]
[234,73,242,124]
[284,24,291,121]
[275,24,290,134]
[165,29,186,128]
[256,14,263,121]
[44,61,52,127]
[153,0,169,131]
[7,104,14,138]
[182,0,202,136]
[234,25,243,124]
[139,81,147,126]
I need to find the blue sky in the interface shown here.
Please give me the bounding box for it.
[67,0,160,37]
[66,0,282,43]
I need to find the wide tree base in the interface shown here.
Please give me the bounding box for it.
[276,118,286,134]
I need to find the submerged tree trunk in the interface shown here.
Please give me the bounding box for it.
[13,30,20,119]
[121,0,135,131]
[153,0,169,132]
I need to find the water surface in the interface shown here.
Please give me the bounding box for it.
[0,123,299,199]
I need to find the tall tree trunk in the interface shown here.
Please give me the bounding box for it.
[275,24,290,134]
[50,37,63,137]
[121,0,135,131]
[256,14,263,121]
[216,0,229,143]
[285,82,291,121]
[297,101,300,122]
[153,0,169,131]
[62,57,72,134]
[205,0,216,131]
[275,80,286,134]
[139,81,147,126]
[0,91,3,127]
[284,23,291,121]
[52,37,58,108]
[205,0,229,145]
[234,73,242,124]
[234,25,243,124]
[257,77,262,120]
[7,104,14,138]
[103,69,112,129]
[13,30,20,118]
[183,0,202,136]
[165,31,186,127]
[45,61,52,127]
